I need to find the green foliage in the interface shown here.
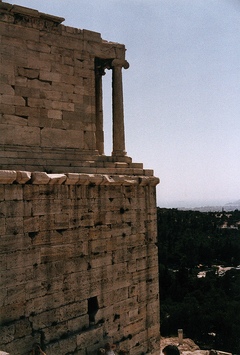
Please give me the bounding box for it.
[157,208,240,354]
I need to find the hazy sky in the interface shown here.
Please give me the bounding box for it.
[9,0,240,207]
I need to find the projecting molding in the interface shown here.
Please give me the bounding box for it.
[0,170,159,186]
[0,2,65,23]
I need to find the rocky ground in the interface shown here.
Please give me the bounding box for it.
[160,337,232,355]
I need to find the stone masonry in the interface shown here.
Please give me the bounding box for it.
[0,3,160,355]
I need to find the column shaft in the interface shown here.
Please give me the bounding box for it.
[95,74,104,155]
[112,64,127,156]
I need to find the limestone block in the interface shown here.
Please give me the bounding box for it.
[23,216,39,233]
[0,64,15,76]
[128,308,139,322]
[43,321,68,343]
[148,176,160,186]
[76,173,92,185]
[17,67,40,79]
[31,171,50,184]
[30,229,68,246]
[128,331,148,352]
[31,301,87,329]
[0,185,4,202]
[48,173,67,184]
[89,174,104,185]
[39,11,65,23]
[146,310,159,328]
[111,278,132,292]
[90,254,112,269]
[16,171,31,184]
[122,177,139,186]
[38,185,58,199]
[39,70,62,82]
[2,199,24,217]
[48,109,62,119]
[137,281,159,303]
[82,29,101,41]
[1,37,24,53]
[0,124,40,146]
[45,337,77,355]
[0,84,15,95]
[75,167,97,174]
[0,324,15,345]
[26,40,51,53]
[0,22,39,41]
[132,266,158,285]
[76,326,103,348]
[67,314,89,333]
[27,78,51,91]
[27,56,51,71]
[41,32,84,51]
[123,319,145,338]
[41,128,84,149]
[86,41,116,58]
[0,170,16,184]
[65,173,80,185]
[0,301,23,324]
[4,185,23,200]
[1,263,33,290]
[11,4,39,16]
[0,103,15,115]
[27,97,53,109]
[84,131,96,150]
[1,113,29,126]
[15,76,27,87]
[54,213,70,230]
[0,217,5,235]
[23,185,39,200]
[52,81,74,93]
[15,106,39,118]
[0,94,25,106]
[73,85,84,95]
[146,323,161,339]
[5,283,27,306]
[40,243,87,263]
[3,334,41,355]
[89,238,113,255]
[15,318,32,338]
[6,248,41,271]
[15,86,41,100]
[52,62,74,76]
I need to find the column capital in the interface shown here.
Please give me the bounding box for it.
[111,59,129,69]
[95,58,112,77]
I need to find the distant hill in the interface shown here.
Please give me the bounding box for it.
[178,200,240,212]
[225,199,240,207]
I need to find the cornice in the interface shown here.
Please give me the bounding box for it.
[0,170,160,186]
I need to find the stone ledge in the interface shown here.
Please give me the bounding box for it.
[0,170,160,186]
[0,2,65,23]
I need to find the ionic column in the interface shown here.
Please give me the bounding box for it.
[111,59,129,157]
[95,72,104,155]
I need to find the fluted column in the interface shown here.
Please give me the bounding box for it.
[111,59,129,157]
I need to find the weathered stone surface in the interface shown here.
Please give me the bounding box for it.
[16,171,31,184]
[48,173,66,184]
[0,3,160,355]
[65,173,80,184]
[31,171,50,184]
[0,170,16,183]
[0,180,159,354]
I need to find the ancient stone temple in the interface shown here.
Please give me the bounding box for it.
[0,3,160,355]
